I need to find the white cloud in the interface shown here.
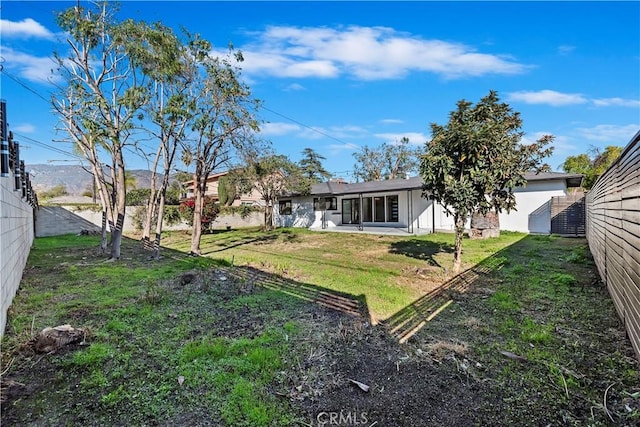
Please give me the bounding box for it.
[575,124,639,142]
[284,83,306,91]
[374,132,428,145]
[328,142,361,153]
[237,25,529,81]
[507,90,588,106]
[557,45,575,55]
[12,123,36,133]
[1,47,60,84]
[260,122,301,136]
[380,119,404,124]
[0,18,56,40]
[592,97,640,108]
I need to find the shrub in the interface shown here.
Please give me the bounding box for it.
[179,197,219,231]
[39,184,68,200]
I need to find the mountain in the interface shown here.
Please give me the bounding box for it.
[26,164,162,196]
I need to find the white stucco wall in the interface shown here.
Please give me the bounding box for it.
[276,179,570,234]
[499,180,568,233]
[1,174,34,336]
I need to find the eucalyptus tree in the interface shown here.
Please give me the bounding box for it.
[125,22,194,259]
[181,38,262,255]
[420,91,553,273]
[52,2,148,259]
[353,137,420,182]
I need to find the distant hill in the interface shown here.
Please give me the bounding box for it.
[26,164,163,196]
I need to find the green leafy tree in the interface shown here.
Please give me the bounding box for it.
[52,3,149,259]
[299,148,331,182]
[562,146,623,189]
[234,153,307,230]
[217,175,238,206]
[420,91,553,273]
[181,39,262,255]
[128,22,194,259]
[353,137,420,182]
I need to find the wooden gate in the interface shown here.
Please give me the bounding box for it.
[551,194,585,235]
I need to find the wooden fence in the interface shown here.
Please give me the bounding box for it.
[551,193,585,236]
[586,130,640,361]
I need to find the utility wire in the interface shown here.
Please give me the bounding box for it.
[261,105,355,147]
[13,132,83,161]
[0,66,52,103]
[3,61,361,170]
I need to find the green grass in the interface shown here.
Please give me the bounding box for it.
[3,229,637,426]
[162,228,525,320]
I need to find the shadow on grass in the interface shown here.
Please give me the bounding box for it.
[224,266,369,319]
[388,239,454,267]
[200,232,284,255]
[133,234,369,320]
[381,241,516,343]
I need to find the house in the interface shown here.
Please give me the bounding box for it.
[181,171,264,206]
[274,172,583,234]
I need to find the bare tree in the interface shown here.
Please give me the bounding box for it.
[181,39,261,255]
[52,3,148,259]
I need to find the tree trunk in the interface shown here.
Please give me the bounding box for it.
[452,214,465,274]
[264,204,273,231]
[151,192,166,260]
[190,185,204,255]
[100,210,108,254]
[142,145,162,244]
[110,213,125,260]
[110,147,127,260]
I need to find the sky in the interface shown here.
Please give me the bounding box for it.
[1,1,639,181]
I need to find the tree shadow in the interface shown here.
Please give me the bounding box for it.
[380,240,515,343]
[388,239,454,268]
[200,230,294,255]
[223,265,369,320]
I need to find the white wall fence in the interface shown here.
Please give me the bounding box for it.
[1,122,38,336]
[36,205,264,237]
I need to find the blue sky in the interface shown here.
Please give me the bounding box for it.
[1,1,639,180]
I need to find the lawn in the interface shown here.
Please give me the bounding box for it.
[160,227,526,322]
[1,228,638,426]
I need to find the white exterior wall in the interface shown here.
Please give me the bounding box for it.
[500,180,568,233]
[276,179,571,234]
[1,174,34,336]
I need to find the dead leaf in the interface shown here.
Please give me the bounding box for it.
[178,375,185,386]
[348,378,370,392]
[499,350,528,362]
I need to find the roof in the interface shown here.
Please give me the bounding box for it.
[304,172,583,197]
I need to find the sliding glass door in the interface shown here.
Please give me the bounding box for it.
[342,198,360,224]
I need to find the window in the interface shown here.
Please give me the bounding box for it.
[314,197,337,211]
[374,197,385,222]
[386,195,399,222]
[326,197,337,210]
[362,197,372,222]
[279,200,292,215]
[341,198,360,224]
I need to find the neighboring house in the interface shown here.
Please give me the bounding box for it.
[181,171,264,206]
[274,172,583,234]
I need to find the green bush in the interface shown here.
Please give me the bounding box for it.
[39,184,68,200]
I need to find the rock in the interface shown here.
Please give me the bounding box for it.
[30,324,85,353]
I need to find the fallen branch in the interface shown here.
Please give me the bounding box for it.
[604,383,615,423]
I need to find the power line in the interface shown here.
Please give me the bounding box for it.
[13,132,83,161]
[261,105,355,147]
[0,66,52,103]
[3,62,361,165]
